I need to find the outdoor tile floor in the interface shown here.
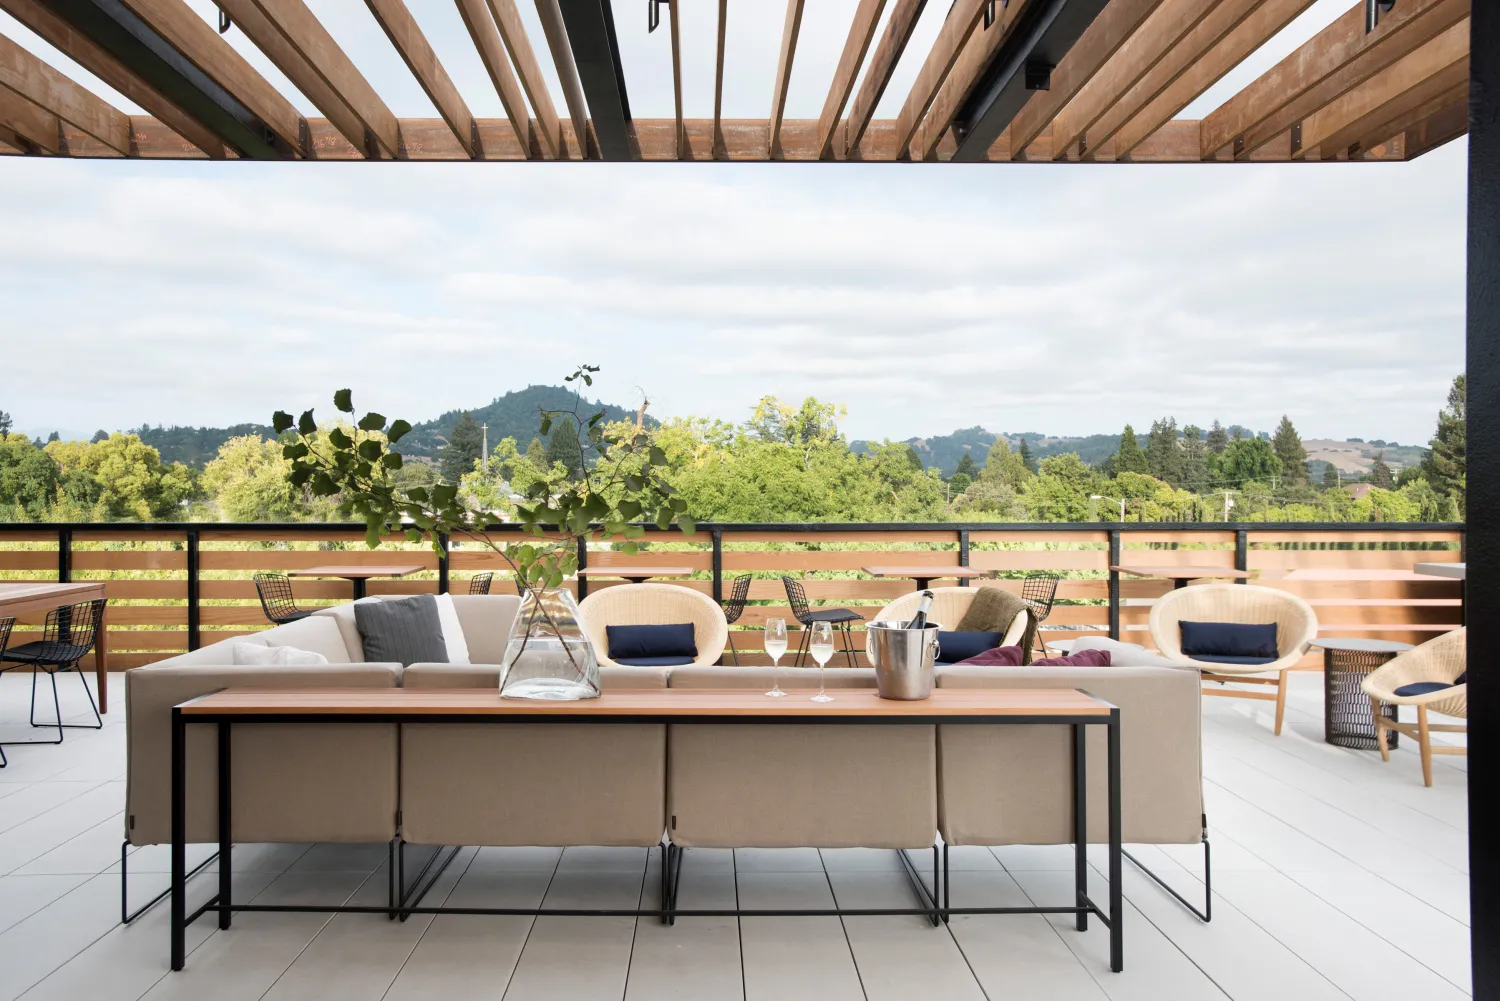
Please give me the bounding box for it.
[0,669,1470,1000]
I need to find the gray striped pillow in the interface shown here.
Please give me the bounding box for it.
[353,595,449,666]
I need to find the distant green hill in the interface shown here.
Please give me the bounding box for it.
[852,428,1123,474]
[132,385,649,467]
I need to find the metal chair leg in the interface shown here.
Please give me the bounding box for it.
[726,633,739,666]
[28,668,64,745]
[1121,833,1212,922]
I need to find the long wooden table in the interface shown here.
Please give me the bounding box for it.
[0,582,108,713]
[169,687,1124,972]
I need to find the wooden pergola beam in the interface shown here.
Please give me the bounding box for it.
[1402,91,1467,158]
[1,0,226,157]
[1049,0,1235,159]
[0,84,57,152]
[1199,0,1468,158]
[713,0,726,157]
[365,0,477,157]
[910,0,1035,160]
[845,0,926,153]
[892,0,988,159]
[534,0,591,158]
[455,0,534,156]
[1009,0,1168,155]
[1302,18,1469,158]
[0,30,129,153]
[1111,0,1314,157]
[814,0,885,160]
[489,0,565,159]
[768,0,805,157]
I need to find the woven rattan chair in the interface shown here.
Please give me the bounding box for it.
[1149,584,1318,736]
[721,575,752,665]
[0,600,106,745]
[578,583,728,668]
[1362,628,1467,786]
[1021,572,1062,656]
[468,572,494,595]
[253,573,312,625]
[782,576,864,667]
[875,587,1028,658]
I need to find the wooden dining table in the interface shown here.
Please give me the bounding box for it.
[863,566,993,591]
[288,565,425,601]
[0,582,109,713]
[575,567,696,584]
[1110,565,1257,589]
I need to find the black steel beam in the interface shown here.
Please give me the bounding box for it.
[949,0,1112,162]
[556,0,632,160]
[36,0,290,159]
[1467,1,1497,995]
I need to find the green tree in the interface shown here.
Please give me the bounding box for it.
[0,411,11,435]
[1272,415,1308,483]
[440,412,484,483]
[1018,439,1037,474]
[976,440,1032,492]
[1114,424,1148,474]
[1423,373,1465,507]
[44,434,196,520]
[1369,452,1394,490]
[1322,461,1341,490]
[0,434,60,519]
[1217,437,1282,486]
[547,416,585,480]
[90,429,109,444]
[200,434,330,521]
[954,452,980,481]
[525,436,548,468]
[1145,417,1182,485]
[1206,420,1228,454]
[1179,425,1208,492]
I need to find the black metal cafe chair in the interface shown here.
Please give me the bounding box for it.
[0,599,106,749]
[254,572,313,625]
[721,575,752,665]
[469,572,494,595]
[782,576,864,668]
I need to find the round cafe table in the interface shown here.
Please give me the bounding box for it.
[1309,638,1413,749]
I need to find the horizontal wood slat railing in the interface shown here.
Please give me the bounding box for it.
[0,522,1463,671]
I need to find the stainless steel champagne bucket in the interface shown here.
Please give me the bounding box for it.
[865,621,941,700]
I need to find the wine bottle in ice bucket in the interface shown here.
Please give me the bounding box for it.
[905,589,935,630]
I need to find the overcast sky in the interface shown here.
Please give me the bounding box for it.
[0,0,1468,446]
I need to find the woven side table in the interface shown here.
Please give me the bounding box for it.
[1310,638,1413,749]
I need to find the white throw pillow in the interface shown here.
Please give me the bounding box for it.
[433,592,471,665]
[231,642,329,667]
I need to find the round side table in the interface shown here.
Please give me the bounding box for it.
[1309,638,1413,749]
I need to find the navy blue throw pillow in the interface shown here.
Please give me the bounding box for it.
[936,631,1003,665]
[613,656,698,667]
[606,623,697,662]
[1394,681,1457,698]
[1179,621,1278,660]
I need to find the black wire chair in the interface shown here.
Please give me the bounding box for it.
[721,575,752,665]
[1021,572,1062,656]
[469,572,494,595]
[0,600,105,749]
[0,616,12,767]
[781,576,864,668]
[253,573,312,625]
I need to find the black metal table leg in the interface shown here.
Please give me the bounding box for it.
[350,577,366,600]
[170,706,186,971]
[913,577,932,591]
[1108,707,1123,972]
[218,721,231,930]
[1073,722,1088,932]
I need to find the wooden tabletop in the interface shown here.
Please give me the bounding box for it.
[0,582,105,604]
[863,566,992,578]
[575,567,695,578]
[288,565,425,579]
[1111,565,1255,580]
[180,687,1114,718]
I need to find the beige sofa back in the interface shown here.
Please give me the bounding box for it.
[125,663,402,846]
[936,664,1202,846]
[397,662,668,847]
[665,665,935,849]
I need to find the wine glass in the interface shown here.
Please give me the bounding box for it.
[763,618,788,698]
[809,621,835,703]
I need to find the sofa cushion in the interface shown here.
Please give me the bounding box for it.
[355,595,448,667]
[448,594,521,663]
[404,662,670,691]
[1179,620,1278,659]
[1191,653,1278,666]
[606,623,697,661]
[936,631,1002,664]
[258,614,352,664]
[434,593,471,664]
[313,597,387,661]
[1070,636,1188,669]
[231,642,328,667]
[1393,680,1457,697]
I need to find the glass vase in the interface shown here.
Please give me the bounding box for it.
[499,587,601,700]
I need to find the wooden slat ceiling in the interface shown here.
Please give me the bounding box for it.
[0,0,1469,164]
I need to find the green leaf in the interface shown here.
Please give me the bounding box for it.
[312,472,338,496]
[358,440,383,461]
[588,411,604,427]
[648,446,667,466]
[539,417,552,437]
[655,507,672,530]
[678,515,696,536]
[366,524,381,548]
[405,528,422,543]
[624,475,643,492]
[272,411,294,434]
[617,499,642,520]
[432,484,457,506]
[358,412,386,432]
[381,452,403,470]
[282,442,308,460]
[334,389,354,413]
[547,569,564,588]
[328,427,353,450]
[620,542,638,556]
[407,486,428,503]
[387,419,412,444]
[288,466,313,487]
[298,409,317,436]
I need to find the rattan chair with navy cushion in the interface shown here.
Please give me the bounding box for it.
[469,572,494,595]
[0,600,106,744]
[781,576,864,668]
[721,575,752,665]
[254,573,312,625]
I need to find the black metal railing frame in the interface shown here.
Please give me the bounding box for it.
[0,521,1465,649]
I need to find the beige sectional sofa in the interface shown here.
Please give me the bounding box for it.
[126,594,1205,891]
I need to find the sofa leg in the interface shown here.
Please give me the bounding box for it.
[122,839,217,925]
[1273,671,1288,736]
[1121,830,1211,923]
[896,846,941,926]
